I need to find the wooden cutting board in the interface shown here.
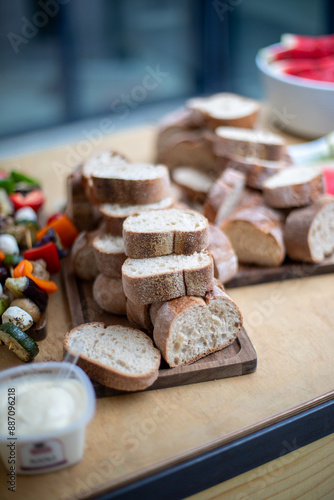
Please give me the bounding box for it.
[62,257,257,397]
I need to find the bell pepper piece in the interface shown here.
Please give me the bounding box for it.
[323,167,334,195]
[9,189,45,213]
[0,178,15,194]
[47,212,64,225]
[12,259,58,294]
[0,251,5,263]
[10,170,41,187]
[36,214,79,248]
[24,242,61,274]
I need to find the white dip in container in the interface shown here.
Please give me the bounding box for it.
[0,362,95,475]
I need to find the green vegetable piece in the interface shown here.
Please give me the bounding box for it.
[2,254,23,267]
[0,178,15,194]
[10,171,41,187]
[0,323,39,361]
[0,294,10,315]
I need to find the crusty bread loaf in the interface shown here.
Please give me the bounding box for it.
[207,225,238,284]
[203,168,246,225]
[100,196,175,236]
[221,205,285,267]
[122,251,214,304]
[214,127,285,161]
[123,208,209,259]
[226,156,289,189]
[93,274,127,315]
[171,167,213,204]
[152,282,243,367]
[284,196,334,263]
[64,323,161,391]
[93,233,126,278]
[126,299,153,334]
[262,165,325,208]
[187,93,260,131]
[71,229,100,280]
[91,163,170,205]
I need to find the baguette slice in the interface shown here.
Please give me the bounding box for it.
[64,323,161,391]
[93,233,126,279]
[207,225,238,284]
[263,165,325,208]
[122,251,214,304]
[123,208,209,259]
[171,167,214,204]
[93,274,127,315]
[203,168,246,224]
[221,205,285,267]
[226,155,289,189]
[126,300,153,334]
[152,282,243,367]
[91,163,170,205]
[71,230,100,281]
[284,196,334,263]
[214,127,285,161]
[187,93,260,131]
[100,196,175,236]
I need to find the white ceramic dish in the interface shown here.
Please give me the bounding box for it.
[256,43,334,139]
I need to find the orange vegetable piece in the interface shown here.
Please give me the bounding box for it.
[36,214,79,248]
[13,258,58,294]
[0,251,5,263]
[13,259,33,278]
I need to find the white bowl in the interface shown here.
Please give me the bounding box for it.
[256,43,334,139]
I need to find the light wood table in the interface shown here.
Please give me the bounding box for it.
[0,126,333,500]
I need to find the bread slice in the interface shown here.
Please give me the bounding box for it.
[187,93,260,131]
[63,323,161,391]
[92,233,126,279]
[71,229,100,281]
[171,167,213,204]
[157,130,218,171]
[122,251,214,304]
[207,225,238,284]
[91,163,170,205]
[126,299,153,334]
[214,127,285,161]
[100,196,175,236]
[284,196,334,263]
[225,155,289,189]
[93,274,127,315]
[203,168,246,224]
[262,165,325,208]
[123,208,209,259]
[221,206,285,267]
[152,282,243,367]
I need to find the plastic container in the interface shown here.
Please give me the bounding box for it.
[0,362,95,475]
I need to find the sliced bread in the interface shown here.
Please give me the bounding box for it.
[203,168,246,225]
[214,127,285,161]
[126,299,153,334]
[152,282,243,367]
[221,205,285,267]
[123,208,209,259]
[122,251,214,304]
[91,163,170,205]
[262,165,325,208]
[171,167,214,203]
[186,92,260,131]
[284,195,334,263]
[92,233,126,278]
[93,274,127,315]
[71,229,100,281]
[63,323,161,391]
[226,156,290,189]
[100,196,175,236]
[207,225,238,284]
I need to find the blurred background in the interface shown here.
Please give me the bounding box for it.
[0,0,333,154]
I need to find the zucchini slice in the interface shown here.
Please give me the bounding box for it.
[0,323,39,362]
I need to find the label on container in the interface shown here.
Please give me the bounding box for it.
[18,439,67,471]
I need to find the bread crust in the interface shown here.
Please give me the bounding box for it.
[225,156,289,189]
[63,322,160,391]
[122,252,214,304]
[92,235,126,279]
[263,171,324,208]
[207,225,238,284]
[284,196,334,262]
[91,169,170,205]
[126,299,153,334]
[71,229,100,280]
[93,274,127,315]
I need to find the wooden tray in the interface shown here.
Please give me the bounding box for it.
[226,254,334,288]
[62,258,257,397]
